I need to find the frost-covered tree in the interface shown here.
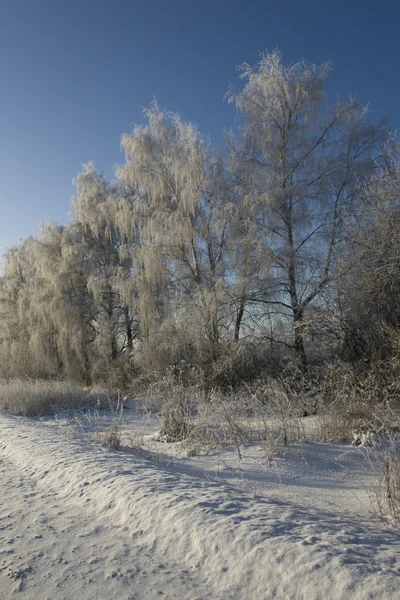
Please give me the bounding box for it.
[118,102,230,356]
[0,238,48,379]
[227,50,388,368]
[225,132,273,342]
[0,225,95,381]
[34,223,95,381]
[338,146,400,361]
[0,52,394,384]
[72,163,139,361]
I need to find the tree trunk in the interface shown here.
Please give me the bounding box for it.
[82,343,91,386]
[287,239,308,371]
[293,308,308,373]
[125,307,133,350]
[111,331,118,360]
[234,296,245,342]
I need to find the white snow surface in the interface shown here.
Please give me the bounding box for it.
[0,410,399,599]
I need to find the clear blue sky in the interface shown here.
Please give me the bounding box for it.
[1,0,399,263]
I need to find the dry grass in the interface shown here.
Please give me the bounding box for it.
[92,424,123,450]
[0,379,111,416]
[58,402,152,453]
[152,379,306,459]
[360,437,400,525]
[380,448,400,522]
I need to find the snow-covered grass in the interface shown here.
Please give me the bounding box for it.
[51,396,399,521]
[1,387,400,598]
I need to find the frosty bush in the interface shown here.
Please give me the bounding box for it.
[149,375,199,442]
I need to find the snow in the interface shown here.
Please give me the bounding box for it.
[0,407,399,599]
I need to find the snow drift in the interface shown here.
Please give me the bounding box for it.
[0,413,399,599]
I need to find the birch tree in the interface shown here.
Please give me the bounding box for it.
[227,50,388,369]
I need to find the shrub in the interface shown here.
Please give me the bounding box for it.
[133,324,197,383]
[148,375,200,442]
[314,360,400,441]
[201,342,280,391]
[91,355,137,393]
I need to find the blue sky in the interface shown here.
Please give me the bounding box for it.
[1,0,399,263]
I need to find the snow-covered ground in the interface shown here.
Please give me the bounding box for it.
[0,404,399,599]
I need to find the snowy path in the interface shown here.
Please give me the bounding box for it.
[0,413,399,599]
[0,442,210,599]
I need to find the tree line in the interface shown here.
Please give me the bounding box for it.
[1,51,399,388]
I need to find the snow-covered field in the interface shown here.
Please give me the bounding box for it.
[0,403,399,599]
